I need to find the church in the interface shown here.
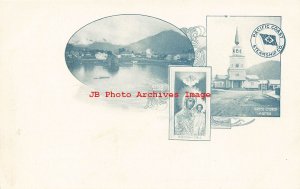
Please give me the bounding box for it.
[213,28,260,90]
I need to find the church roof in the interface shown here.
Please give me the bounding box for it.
[269,80,280,85]
[259,80,268,84]
[215,74,228,80]
[246,75,259,80]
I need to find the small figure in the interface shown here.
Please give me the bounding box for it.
[193,104,206,136]
[174,97,196,136]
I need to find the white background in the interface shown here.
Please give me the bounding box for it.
[1,0,300,189]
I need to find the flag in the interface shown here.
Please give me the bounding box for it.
[259,33,278,46]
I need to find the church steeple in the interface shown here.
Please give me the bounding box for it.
[232,26,243,56]
[228,26,246,85]
[235,27,239,45]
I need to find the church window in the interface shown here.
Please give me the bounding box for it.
[236,64,239,68]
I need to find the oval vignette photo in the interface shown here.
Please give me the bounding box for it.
[65,14,195,92]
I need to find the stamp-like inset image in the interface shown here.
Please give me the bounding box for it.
[250,23,286,58]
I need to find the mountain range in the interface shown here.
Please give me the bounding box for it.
[246,60,280,80]
[125,30,193,54]
[70,30,194,55]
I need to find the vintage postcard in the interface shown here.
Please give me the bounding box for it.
[169,66,211,140]
[207,16,283,118]
[2,1,300,189]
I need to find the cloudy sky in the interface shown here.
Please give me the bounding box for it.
[207,16,281,76]
[69,15,183,45]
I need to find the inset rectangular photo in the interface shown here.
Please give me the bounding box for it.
[207,16,282,117]
[169,66,211,140]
